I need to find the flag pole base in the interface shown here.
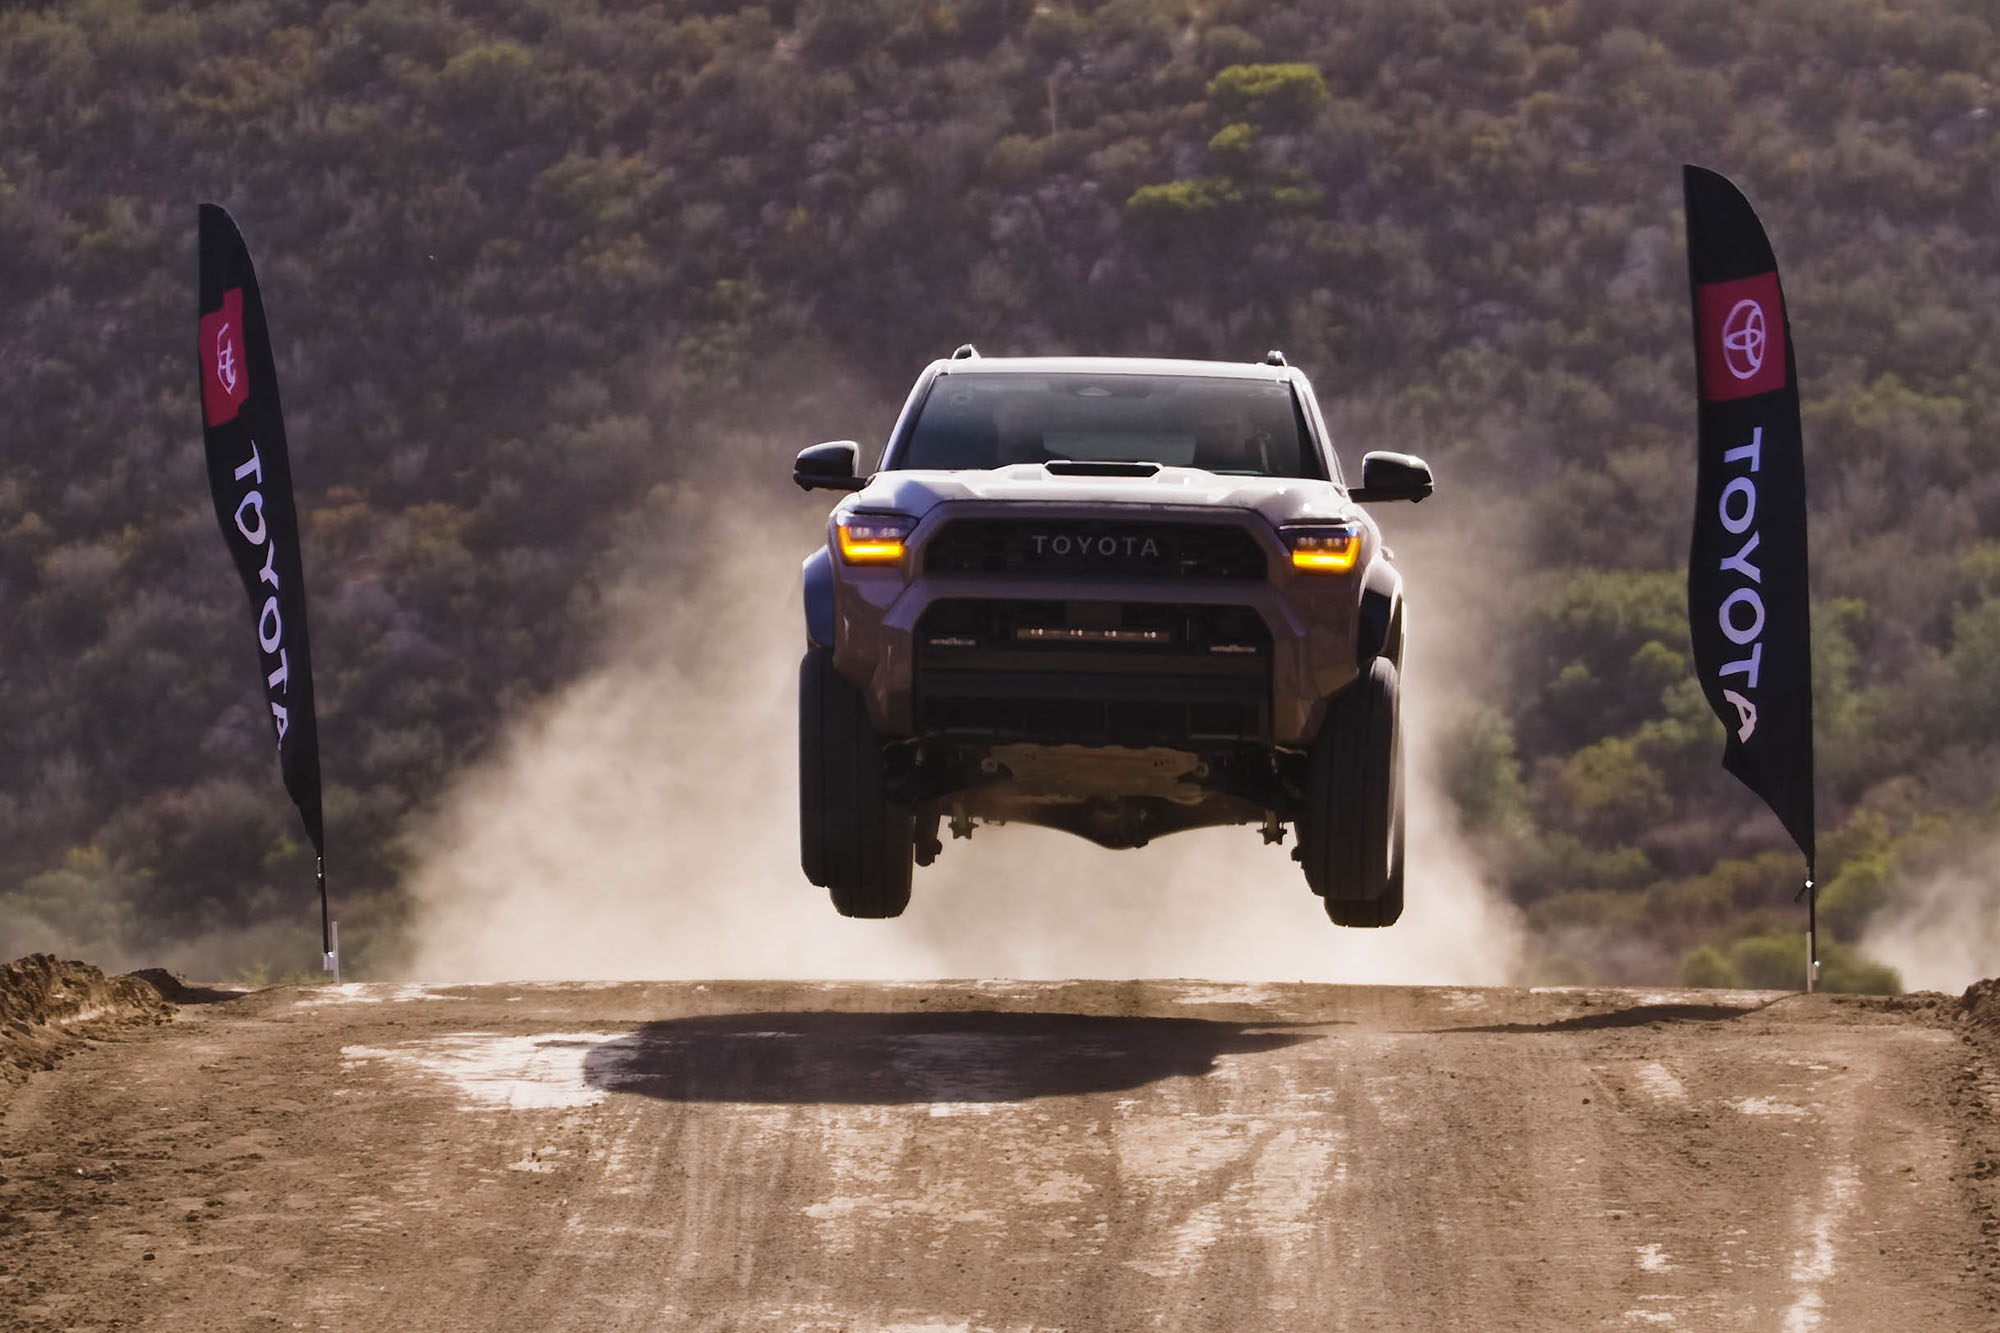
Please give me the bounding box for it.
[1804,876,1818,995]
[322,920,341,984]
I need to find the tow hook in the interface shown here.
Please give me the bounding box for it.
[1260,814,1287,846]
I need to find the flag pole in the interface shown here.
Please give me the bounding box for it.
[1806,867,1817,992]
[1796,865,1817,993]
[319,856,339,982]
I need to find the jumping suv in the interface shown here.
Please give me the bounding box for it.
[792,349,1432,927]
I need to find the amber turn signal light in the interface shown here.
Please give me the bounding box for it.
[836,512,915,564]
[1281,523,1362,573]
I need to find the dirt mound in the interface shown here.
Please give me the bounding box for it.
[1956,977,2000,1051]
[0,954,176,1087]
[125,966,242,1005]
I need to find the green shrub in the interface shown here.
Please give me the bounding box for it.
[1679,944,1737,989]
[1206,121,1258,172]
[1439,705,1528,834]
[1719,930,1902,994]
[1126,178,1245,214]
[1198,25,1263,69]
[1818,858,1891,938]
[1727,933,1805,989]
[1818,944,1902,996]
[1207,62,1330,122]
[984,133,1045,183]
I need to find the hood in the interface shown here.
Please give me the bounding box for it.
[843,465,1360,528]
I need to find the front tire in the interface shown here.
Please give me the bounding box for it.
[1299,656,1405,928]
[799,647,914,918]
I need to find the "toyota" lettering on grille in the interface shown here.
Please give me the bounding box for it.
[1028,533,1163,558]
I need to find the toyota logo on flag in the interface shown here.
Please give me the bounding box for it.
[1697,272,1787,401]
[214,322,240,394]
[1721,299,1766,379]
[200,287,252,426]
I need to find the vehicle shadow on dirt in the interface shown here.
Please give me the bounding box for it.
[580,1011,1328,1104]
[1431,1001,1774,1036]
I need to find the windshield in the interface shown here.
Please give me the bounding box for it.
[893,373,1322,478]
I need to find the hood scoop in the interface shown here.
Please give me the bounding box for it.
[1044,460,1162,478]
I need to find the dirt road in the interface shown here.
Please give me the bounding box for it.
[2,979,1995,1331]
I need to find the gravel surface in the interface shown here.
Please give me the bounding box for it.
[1,977,1995,1330]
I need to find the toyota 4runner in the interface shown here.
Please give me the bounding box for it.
[793,350,1433,927]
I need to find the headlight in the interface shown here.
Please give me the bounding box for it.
[1280,522,1363,573]
[836,512,915,564]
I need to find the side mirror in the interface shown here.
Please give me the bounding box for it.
[1350,451,1433,503]
[794,440,867,492]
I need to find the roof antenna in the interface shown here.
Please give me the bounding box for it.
[1263,349,1288,367]
[951,344,980,360]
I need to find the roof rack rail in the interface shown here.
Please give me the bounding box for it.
[951,344,980,360]
[1263,349,1288,367]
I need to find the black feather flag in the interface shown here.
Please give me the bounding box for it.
[1684,166,1819,992]
[196,204,332,967]
[1682,167,1814,871]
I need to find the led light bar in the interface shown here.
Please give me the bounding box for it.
[1015,627,1169,644]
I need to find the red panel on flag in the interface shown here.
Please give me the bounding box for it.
[200,287,250,426]
[1696,272,1787,402]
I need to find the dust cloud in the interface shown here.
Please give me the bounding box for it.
[403,494,1525,985]
[1860,843,2000,993]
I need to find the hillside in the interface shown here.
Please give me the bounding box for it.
[4,0,1998,986]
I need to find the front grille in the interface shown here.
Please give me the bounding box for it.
[923,519,1266,580]
[914,598,1270,741]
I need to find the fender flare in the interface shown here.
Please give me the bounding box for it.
[1357,559,1403,665]
[802,547,835,649]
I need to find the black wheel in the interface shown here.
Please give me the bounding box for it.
[799,647,913,918]
[1299,655,1405,928]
